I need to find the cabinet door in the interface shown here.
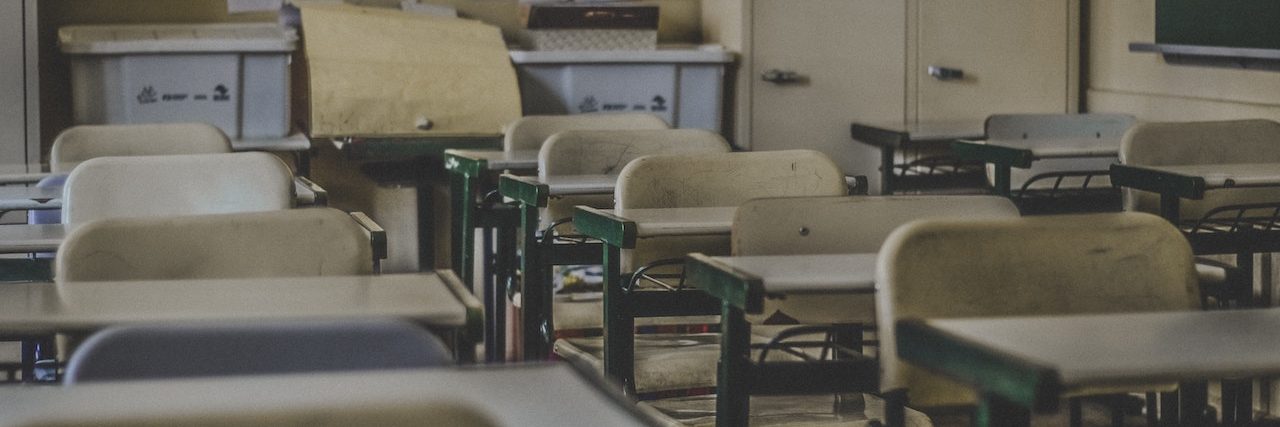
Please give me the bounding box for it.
[915,0,1076,121]
[749,0,905,180]
[0,0,25,168]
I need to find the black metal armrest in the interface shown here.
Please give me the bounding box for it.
[293,176,328,206]
[349,211,386,274]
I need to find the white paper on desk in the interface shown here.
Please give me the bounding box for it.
[296,3,521,137]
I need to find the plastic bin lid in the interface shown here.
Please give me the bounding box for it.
[59,23,297,54]
[509,45,734,64]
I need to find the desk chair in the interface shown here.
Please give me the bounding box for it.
[983,113,1134,214]
[535,130,731,342]
[557,150,847,398]
[1120,119,1280,309]
[644,195,1018,426]
[28,123,233,226]
[877,213,1197,426]
[61,152,294,225]
[502,113,669,152]
[63,318,450,384]
[56,208,385,282]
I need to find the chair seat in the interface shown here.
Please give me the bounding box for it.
[640,394,933,427]
[552,295,718,336]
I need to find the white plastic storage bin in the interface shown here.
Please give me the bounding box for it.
[509,46,734,132]
[60,23,297,139]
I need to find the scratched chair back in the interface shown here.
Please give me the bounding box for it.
[616,149,847,272]
[502,113,669,152]
[62,152,294,225]
[1120,119,1280,220]
[50,123,232,173]
[732,195,1019,324]
[57,208,380,282]
[539,129,730,226]
[876,212,1198,408]
[985,113,1134,191]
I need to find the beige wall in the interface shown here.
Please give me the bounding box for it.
[1088,0,1280,121]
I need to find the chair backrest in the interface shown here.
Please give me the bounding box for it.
[62,152,294,225]
[733,195,1020,256]
[502,113,669,152]
[63,318,452,384]
[539,129,730,180]
[984,113,1134,190]
[1120,119,1280,219]
[617,150,846,212]
[875,212,1197,408]
[616,150,846,270]
[50,123,232,173]
[56,208,375,282]
[537,129,731,225]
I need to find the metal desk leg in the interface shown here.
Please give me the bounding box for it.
[716,302,750,427]
[1179,381,1211,425]
[994,165,1012,198]
[488,205,517,363]
[881,146,896,195]
[602,243,635,394]
[1159,194,1181,225]
[975,392,1031,427]
[449,169,476,287]
[518,201,549,360]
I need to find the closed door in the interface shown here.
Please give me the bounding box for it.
[915,0,1075,121]
[749,0,906,183]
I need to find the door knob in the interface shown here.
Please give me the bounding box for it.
[928,66,964,81]
[761,69,801,84]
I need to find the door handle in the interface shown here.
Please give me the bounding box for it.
[761,69,802,84]
[928,66,964,81]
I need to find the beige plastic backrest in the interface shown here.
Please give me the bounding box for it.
[616,150,846,270]
[733,195,1018,324]
[1120,119,1280,219]
[984,113,1134,190]
[502,113,669,152]
[617,150,845,212]
[733,195,1019,256]
[50,123,232,173]
[875,212,1197,408]
[62,152,294,225]
[17,400,499,427]
[57,208,373,282]
[538,129,731,224]
[539,129,730,179]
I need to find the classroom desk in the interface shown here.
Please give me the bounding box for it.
[951,139,1118,197]
[0,272,482,361]
[0,175,324,207]
[327,135,503,272]
[573,205,735,391]
[0,223,63,254]
[498,173,618,361]
[895,309,1280,427]
[443,150,537,362]
[443,149,537,289]
[685,252,880,426]
[850,121,985,194]
[1111,162,1280,310]
[0,186,60,211]
[232,132,314,176]
[0,363,659,427]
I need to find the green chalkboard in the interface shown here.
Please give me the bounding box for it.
[1156,0,1280,50]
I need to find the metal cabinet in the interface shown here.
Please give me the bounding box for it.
[741,0,1079,193]
[0,0,40,173]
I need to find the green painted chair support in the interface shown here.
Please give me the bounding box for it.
[444,152,485,290]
